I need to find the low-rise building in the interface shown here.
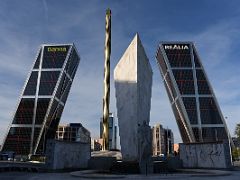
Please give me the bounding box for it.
[56,123,90,143]
[152,124,174,156]
[91,138,102,151]
[174,143,179,153]
[164,128,174,155]
[152,124,165,156]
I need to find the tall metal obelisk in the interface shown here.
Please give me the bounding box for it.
[102,8,111,151]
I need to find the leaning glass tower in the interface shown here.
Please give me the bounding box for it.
[1,44,80,155]
[156,42,231,143]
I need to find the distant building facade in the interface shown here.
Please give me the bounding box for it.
[1,44,80,155]
[156,42,232,144]
[164,128,174,155]
[56,123,90,143]
[100,113,117,150]
[152,124,174,156]
[152,124,165,156]
[174,143,179,153]
[91,138,102,151]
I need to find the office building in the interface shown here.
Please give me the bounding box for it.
[152,124,165,156]
[91,138,102,151]
[156,42,231,143]
[1,44,80,155]
[56,123,90,143]
[100,113,117,150]
[164,128,174,155]
[152,124,174,156]
[174,144,179,153]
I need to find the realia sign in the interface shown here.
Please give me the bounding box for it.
[164,44,189,50]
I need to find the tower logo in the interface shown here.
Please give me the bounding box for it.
[48,47,67,52]
[164,45,189,50]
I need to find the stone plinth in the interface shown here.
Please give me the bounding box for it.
[45,140,90,170]
[114,34,152,163]
[179,141,232,169]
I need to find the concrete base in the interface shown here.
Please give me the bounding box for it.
[179,142,232,169]
[91,150,122,160]
[45,140,90,170]
[111,161,140,174]
[167,156,183,170]
[139,159,153,174]
[88,157,117,170]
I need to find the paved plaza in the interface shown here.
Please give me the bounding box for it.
[0,170,240,180]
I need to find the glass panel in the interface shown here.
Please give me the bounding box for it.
[35,130,45,154]
[36,100,62,154]
[156,49,168,76]
[65,49,79,77]
[35,98,50,124]
[56,73,69,99]
[109,117,113,127]
[199,97,223,124]
[182,97,198,124]
[60,81,72,103]
[163,44,192,67]
[46,104,64,140]
[196,70,211,94]
[13,98,35,124]
[171,103,190,143]
[166,72,177,99]
[39,71,60,95]
[33,49,42,69]
[42,46,70,69]
[23,72,38,96]
[202,127,228,142]
[192,127,200,142]
[3,127,32,155]
[33,127,41,148]
[45,100,59,128]
[172,69,195,95]
[193,49,201,67]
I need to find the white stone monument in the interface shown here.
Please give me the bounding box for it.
[114,34,152,163]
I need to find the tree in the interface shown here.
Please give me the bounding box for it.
[235,123,240,139]
[232,147,240,161]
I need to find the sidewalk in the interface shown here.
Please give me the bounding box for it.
[70,169,232,179]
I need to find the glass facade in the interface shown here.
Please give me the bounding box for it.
[1,44,80,155]
[156,42,230,143]
[23,72,38,95]
[100,113,117,150]
[39,71,60,95]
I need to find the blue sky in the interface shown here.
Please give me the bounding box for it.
[0,0,240,145]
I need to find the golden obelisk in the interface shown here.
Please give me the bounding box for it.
[102,8,111,151]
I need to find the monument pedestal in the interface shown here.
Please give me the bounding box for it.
[88,151,121,170]
[111,161,140,174]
